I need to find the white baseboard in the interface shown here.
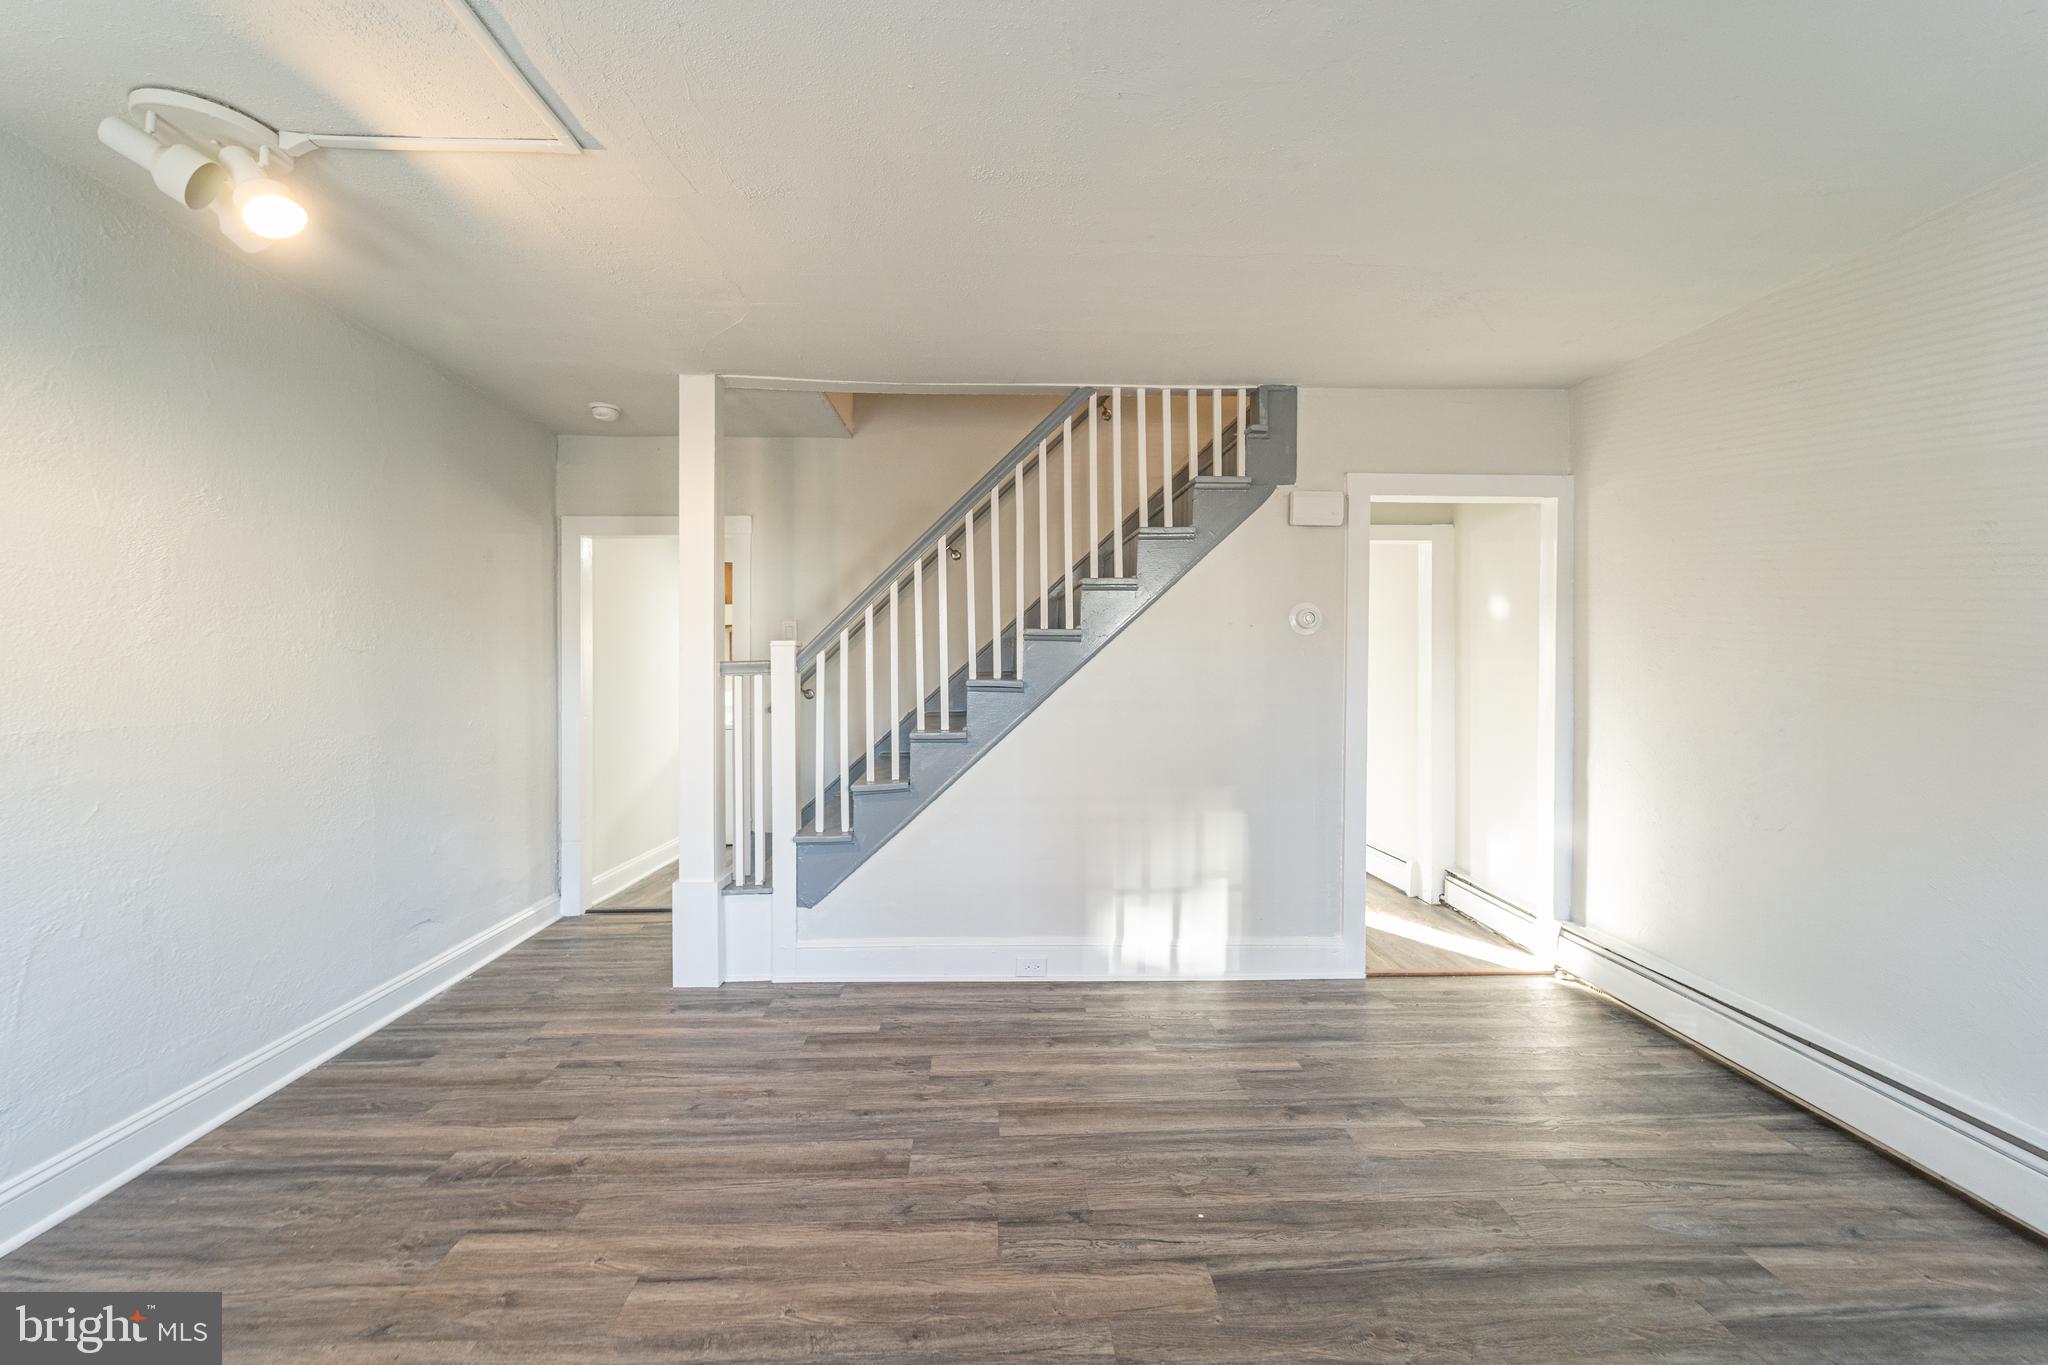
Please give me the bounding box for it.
[0,893,561,1259]
[1364,845,1413,895]
[783,934,1357,982]
[1557,924,2048,1238]
[589,838,679,907]
[1444,873,1557,958]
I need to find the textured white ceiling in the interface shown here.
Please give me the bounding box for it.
[7,0,2048,435]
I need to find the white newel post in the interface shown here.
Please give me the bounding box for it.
[674,373,726,986]
[769,640,799,980]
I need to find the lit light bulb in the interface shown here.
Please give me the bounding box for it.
[236,183,307,239]
[218,145,307,241]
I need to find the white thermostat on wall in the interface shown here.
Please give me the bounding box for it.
[1288,490,1346,526]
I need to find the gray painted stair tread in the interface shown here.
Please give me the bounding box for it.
[1079,577,1141,591]
[966,676,1026,691]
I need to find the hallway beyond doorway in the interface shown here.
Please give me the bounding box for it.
[1366,875,1549,975]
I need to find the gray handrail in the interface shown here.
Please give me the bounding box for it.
[797,386,1095,675]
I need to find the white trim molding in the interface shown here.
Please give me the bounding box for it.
[0,893,560,1259]
[1558,924,2048,1238]
[1364,844,1415,896]
[589,838,680,908]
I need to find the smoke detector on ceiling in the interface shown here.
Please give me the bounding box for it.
[588,402,622,423]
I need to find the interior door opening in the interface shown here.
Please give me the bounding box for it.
[1344,476,1574,977]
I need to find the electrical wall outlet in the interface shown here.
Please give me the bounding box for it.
[1015,956,1048,978]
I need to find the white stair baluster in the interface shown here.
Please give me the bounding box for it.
[964,511,977,682]
[836,632,852,832]
[727,674,740,874]
[812,662,824,833]
[1061,412,1075,627]
[913,561,926,733]
[1159,385,1171,529]
[751,672,765,883]
[862,603,875,791]
[1111,389,1124,577]
[1237,386,1248,475]
[1186,387,1198,486]
[1134,386,1148,529]
[1089,403,1100,579]
[1012,464,1025,675]
[888,578,901,779]
[1035,442,1048,636]
[729,679,745,879]
[1212,387,1223,479]
[938,534,952,727]
[988,487,1002,678]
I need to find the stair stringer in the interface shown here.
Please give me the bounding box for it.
[794,387,1298,907]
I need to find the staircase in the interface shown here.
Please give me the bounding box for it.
[720,385,1297,910]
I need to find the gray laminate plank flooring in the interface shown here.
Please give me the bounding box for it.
[591,860,676,911]
[1365,875,1551,975]
[5,914,2044,1362]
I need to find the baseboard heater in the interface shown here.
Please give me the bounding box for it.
[1441,871,1554,956]
[1556,923,2048,1239]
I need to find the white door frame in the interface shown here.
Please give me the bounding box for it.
[1365,525,1456,905]
[1344,474,1575,966]
[558,514,751,917]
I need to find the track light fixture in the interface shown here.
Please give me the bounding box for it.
[96,91,307,254]
[95,11,583,261]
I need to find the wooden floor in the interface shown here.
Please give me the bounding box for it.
[1365,875,1551,975]
[592,860,676,911]
[7,916,2046,1362]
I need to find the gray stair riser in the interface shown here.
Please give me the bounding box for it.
[795,387,1296,905]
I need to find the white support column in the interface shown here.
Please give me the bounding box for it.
[674,373,726,986]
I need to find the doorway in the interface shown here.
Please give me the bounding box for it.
[558,515,752,916]
[1344,475,1574,976]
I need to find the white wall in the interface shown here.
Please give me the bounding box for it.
[805,497,1348,971]
[1573,159,2048,1141]
[1365,541,1421,861]
[1297,388,1572,482]
[590,536,680,880]
[0,131,557,1223]
[1451,502,1545,907]
[724,393,1061,644]
[561,397,1063,636]
[558,435,677,518]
